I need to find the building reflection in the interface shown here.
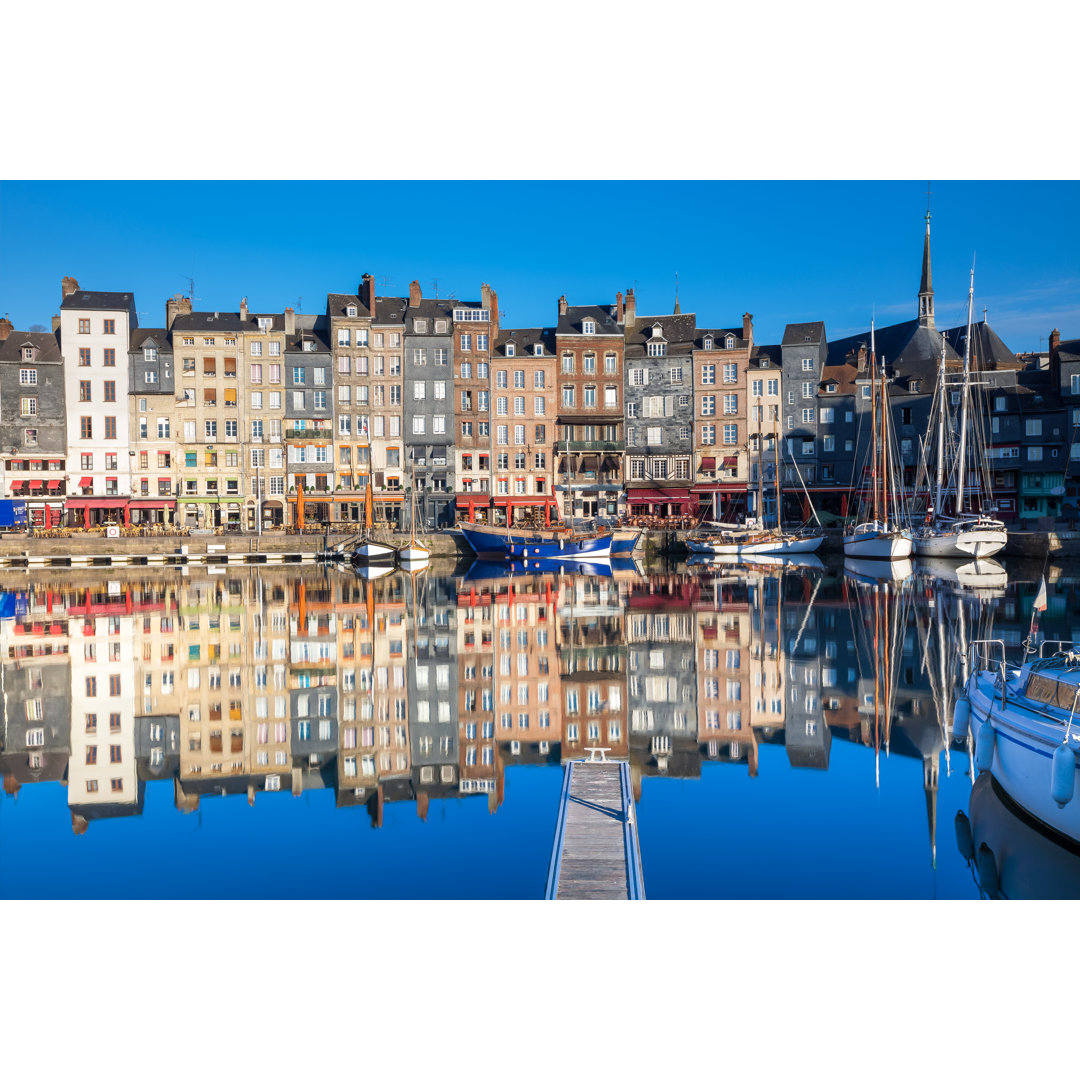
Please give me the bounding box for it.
[0,558,1021,856]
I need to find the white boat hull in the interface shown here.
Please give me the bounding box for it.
[843,530,913,560]
[397,544,430,562]
[913,526,1007,559]
[968,670,1080,845]
[352,541,396,562]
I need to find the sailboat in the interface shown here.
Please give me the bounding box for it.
[843,320,913,560]
[397,462,430,566]
[686,417,823,556]
[351,461,396,565]
[912,267,1007,559]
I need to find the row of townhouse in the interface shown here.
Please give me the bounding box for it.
[2,232,1077,531]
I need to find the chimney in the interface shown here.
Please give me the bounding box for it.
[61,276,79,300]
[1050,327,1061,363]
[284,307,296,338]
[409,280,422,308]
[743,312,754,343]
[361,273,374,313]
[240,297,249,323]
[51,314,61,333]
[616,291,624,323]
[490,290,499,335]
[0,317,13,341]
[165,293,192,330]
[558,294,568,317]
[481,283,492,312]
[625,288,636,326]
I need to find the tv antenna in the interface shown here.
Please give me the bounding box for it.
[378,276,393,293]
[431,278,439,299]
[297,296,303,313]
[181,276,201,304]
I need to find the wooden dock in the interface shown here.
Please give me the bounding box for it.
[545,760,645,900]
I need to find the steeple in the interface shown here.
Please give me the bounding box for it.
[673,271,681,315]
[918,202,935,329]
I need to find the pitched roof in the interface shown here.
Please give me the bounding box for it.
[782,321,826,346]
[696,327,749,350]
[749,343,782,370]
[172,310,249,332]
[405,298,455,333]
[129,328,171,351]
[373,296,408,325]
[0,329,62,364]
[60,290,135,311]
[557,304,621,336]
[326,292,371,319]
[494,326,556,356]
[624,313,697,352]
[827,318,960,378]
[942,320,1020,370]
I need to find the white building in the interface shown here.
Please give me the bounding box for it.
[59,277,137,526]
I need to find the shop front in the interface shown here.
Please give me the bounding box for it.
[456,493,493,524]
[65,497,131,528]
[491,495,561,528]
[177,497,243,531]
[128,499,176,526]
[626,487,695,520]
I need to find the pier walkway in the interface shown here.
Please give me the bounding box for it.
[545,757,645,900]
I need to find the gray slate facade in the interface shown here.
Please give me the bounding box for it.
[285,316,334,494]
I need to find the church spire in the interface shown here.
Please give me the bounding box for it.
[918,189,935,329]
[673,271,681,315]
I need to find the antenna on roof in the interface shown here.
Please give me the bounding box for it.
[297,296,302,313]
[431,278,439,299]
[378,276,392,294]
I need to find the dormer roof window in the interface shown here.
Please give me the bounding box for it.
[824,381,837,393]
[534,344,543,356]
[703,336,713,350]
[303,339,315,352]
[258,317,272,331]
[647,341,667,357]
[22,346,34,360]
[414,319,427,334]
[651,323,663,339]
[582,319,596,334]
[506,343,515,357]
[346,305,357,317]
[725,334,736,349]
[144,346,158,362]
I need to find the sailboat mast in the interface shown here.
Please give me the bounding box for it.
[773,415,781,529]
[756,407,764,526]
[955,265,975,517]
[882,354,890,530]
[870,337,879,523]
[935,334,947,517]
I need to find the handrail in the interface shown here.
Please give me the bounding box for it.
[969,638,1009,708]
[1039,639,1080,659]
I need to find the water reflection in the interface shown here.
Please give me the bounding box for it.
[1,557,1077,898]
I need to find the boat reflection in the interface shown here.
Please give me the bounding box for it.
[956,773,1080,899]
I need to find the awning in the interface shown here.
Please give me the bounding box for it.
[579,455,599,471]
[78,476,92,487]
[130,500,175,509]
[700,457,716,470]
[492,496,561,507]
[627,489,691,502]
[27,479,43,490]
[46,479,62,490]
[456,494,491,508]
[723,456,738,467]
[65,498,129,509]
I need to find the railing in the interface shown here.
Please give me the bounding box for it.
[969,638,1010,707]
[562,440,625,452]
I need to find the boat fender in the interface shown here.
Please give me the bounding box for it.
[559,538,564,551]
[976,843,1000,898]
[1050,743,1077,808]
[974,719,996,773]
[952,697,971,741]
[954,811,974,862]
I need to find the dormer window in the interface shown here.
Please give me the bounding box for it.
[414,319,428,334]
[825,382,837,394]
[725,335,736,349]
[651,324,663,338]
[346,305,357,317]
[910,380,921,394]
[144,346,158,362]
[534,344,543,357]
[583,319,596,334]
[703,336,713,351]
[258,317,272,331]
[23,346,34,360]
[303,339,315,352]
[506,343,515,357]
[647,341,667,357]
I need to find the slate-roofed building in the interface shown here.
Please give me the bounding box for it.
[489,326,559,526]
[284,314,335,524]
[370,295,409,527]
[127,326,177,525]
[170,304,248,530]
[691,315,754,522]
[453,285,499,524]
[746,342,783,524]
[59,277,138,527]
[326,276,375,525]
[623,302,697,520]
[554,294,626,524]
[0,319,67,527]
[403,283,456,528]
[781,321,829,513]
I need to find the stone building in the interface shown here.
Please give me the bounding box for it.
[370,296,409,526]
[623,304,697,520]
[453,285,499,523]
[554,294,626,524]
[326,277,376,524]
[403,283,456,528]
[0,318,67,528]
[127,326,177,525]
[488,326,559,526]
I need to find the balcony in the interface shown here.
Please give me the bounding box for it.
[562,440,625,452]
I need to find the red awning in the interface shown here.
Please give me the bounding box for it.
[700,457,716,469]
[9,479,26,490]
[492,496,561,507]
[456,494,491,508]
[78,476,92,487]
[27,479,44,490]
[627,489,690,502]
[46,479,62,490]
[723,456,738,467]
[65,498,130,509]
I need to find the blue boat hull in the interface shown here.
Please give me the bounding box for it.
[459,524,611,560]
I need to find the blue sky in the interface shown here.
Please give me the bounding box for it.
[1,180,1076,353]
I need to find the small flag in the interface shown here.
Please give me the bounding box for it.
[1034,576,1048,612]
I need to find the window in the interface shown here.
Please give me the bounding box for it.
[19,368,37,385]
[79,380,92,402]
[723,395,738,415]
[104,416,117,439]
[104,381,116,402]
[1026,419,1043,437]
[103,348,116,366]
[701,425,716,445]
[723,424,738,445]
[78,318,90,334]
[723,363,737,383]
[802,408,815,423]
[1028,445,1043,461]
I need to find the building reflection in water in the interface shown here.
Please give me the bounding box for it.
[0,558,1040,874]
